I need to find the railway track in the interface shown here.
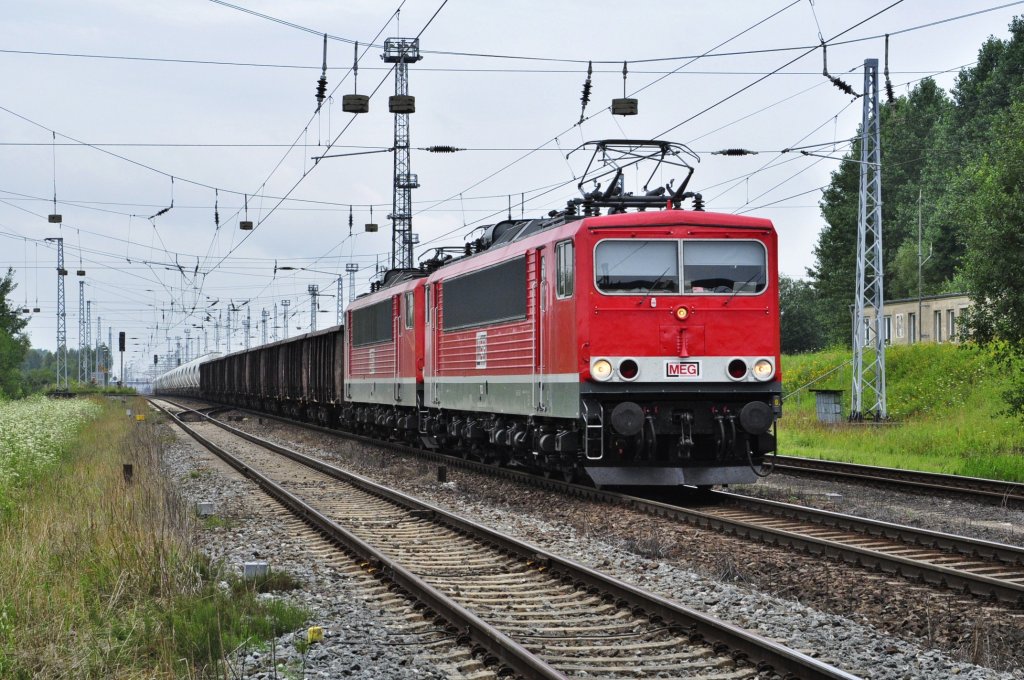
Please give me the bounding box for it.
[769,455,1024,508]
[168,399,1024,608]
[152,398,855,680]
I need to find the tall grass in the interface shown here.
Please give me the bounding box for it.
[780,344,1024,481]
[0,397,305,678]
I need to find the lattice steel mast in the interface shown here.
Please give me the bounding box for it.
[383,38,422,270]
[45,237,68,390]
[78,280,86,383]
[851,58,886,420]
[308,284,319,332]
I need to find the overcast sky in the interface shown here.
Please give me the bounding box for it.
[1,0,1020,377]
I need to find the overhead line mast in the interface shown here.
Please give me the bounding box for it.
[851,58,886,421]
[44,237,68,391]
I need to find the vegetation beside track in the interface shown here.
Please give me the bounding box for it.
[0,396,305,678]
[780,343,1024,482]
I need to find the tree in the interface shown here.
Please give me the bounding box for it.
[808,78,953,345]
[779,276,826,354]
[953,103,1024,413]
[0,268,30,398]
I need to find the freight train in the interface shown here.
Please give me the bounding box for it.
[155,141,782,487]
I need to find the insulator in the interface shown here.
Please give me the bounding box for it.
[692,194,705,212]
[714,148,758,156]
[828,76,856,97]
[424,145,462,153]
[316,76,328,106]
[578,60,593,124]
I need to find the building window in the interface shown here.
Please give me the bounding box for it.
[404,291,414,329]
[909,312,917,342]
[556,240,574,299]
[934,310,943,342]
[425,285,431,324]
[884,316,892,344]
[948,309,956,341]
[895,313,904,339]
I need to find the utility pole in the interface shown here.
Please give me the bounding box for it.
[108,327,112,386]
[346,263,358,303]
[44,237,68,391]
[184,328,191,362]
[226,306,233,353]
[282,300,291,339]
[308,285,319,333]
[383,37,422,270]
[851,58,886,421]
[261,308,268,344]
[273,302,278,341]
[215,310,221,352]
[917,189,932,343]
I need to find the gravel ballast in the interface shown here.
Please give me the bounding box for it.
[219,413,1024,679]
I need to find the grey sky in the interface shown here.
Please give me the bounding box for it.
[1,1,1020,377]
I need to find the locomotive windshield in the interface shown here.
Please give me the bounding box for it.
[594,239,767,295]
[595,240,679,294]
[683,241,766,294]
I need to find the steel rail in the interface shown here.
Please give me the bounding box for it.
[163,399,1024,606]
[152,398,859,680]
[770,455,1024,508]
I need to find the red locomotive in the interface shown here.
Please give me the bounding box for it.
[167,140,781,487]
[340,141,781,486]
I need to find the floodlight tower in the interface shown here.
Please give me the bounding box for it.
[851,58,887,420]
[346,263,358,303]
[44,237,68,390]
[383,37,422,270]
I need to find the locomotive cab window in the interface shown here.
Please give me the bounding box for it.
[404,291,414,329]
[556,240,574,298]
[683,241,766,294]
[594,240,679,294]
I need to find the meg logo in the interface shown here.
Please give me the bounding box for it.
[665,361,700,378]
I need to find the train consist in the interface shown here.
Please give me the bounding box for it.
[156,141,782,487]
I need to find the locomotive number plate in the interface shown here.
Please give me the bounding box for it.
[665,360,701,378]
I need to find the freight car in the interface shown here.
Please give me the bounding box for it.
[156,140,782,488]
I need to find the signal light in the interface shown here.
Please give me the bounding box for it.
[618,359,639,380]
[674,306,689,321]
[118,332,126,352]
[727,359,747,380]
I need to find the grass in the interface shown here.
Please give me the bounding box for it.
[0,396,307,678]
[779,343,1024,482]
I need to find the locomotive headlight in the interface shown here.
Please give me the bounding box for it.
[591,359,614,381]
[674,306,689,321]
[752,359,775,381]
